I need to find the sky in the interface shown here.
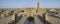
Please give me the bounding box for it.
[0,0,60,8]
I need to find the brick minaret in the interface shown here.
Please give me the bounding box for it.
[37,2,40,14]
[37,2,40,9]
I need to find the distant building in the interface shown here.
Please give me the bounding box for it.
[23,2,46,16]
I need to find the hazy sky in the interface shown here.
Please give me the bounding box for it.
[0,0,60,8]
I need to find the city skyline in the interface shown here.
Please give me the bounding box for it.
[0,0,60,8]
